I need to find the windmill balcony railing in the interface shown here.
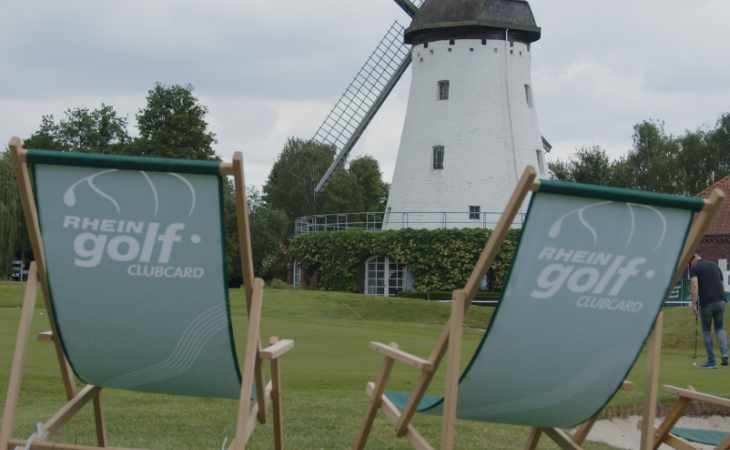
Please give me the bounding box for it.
[294,210,526,236]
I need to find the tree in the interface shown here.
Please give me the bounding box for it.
[349,156,388,211]
[263,138,336,219]
[24,115,63,150]
[24,105,130,153]
[612,121,682,193]
[0,151,27,277]
[134,83,217,160]
[548,146,613,185]
[320,170,365,214]
[250,202,289,279]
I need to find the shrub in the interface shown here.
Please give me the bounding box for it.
[289,228,520,293]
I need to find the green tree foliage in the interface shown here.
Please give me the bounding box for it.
[250,202,289,279]
[0,151,26,277]
[290,228,519,293]
[134,83,217,160]
[263,138,335,218]
[612,121,682,193]
[24,115,64,150]
[550,116,730,195]
[320,170,365,214]
[348,156,388,211]
[264,138,389,221]
[24,105,130,153]
[548,146,612,185]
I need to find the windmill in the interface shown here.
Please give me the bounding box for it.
[312,0,549,230]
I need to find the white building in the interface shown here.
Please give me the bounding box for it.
[384,0,546,230]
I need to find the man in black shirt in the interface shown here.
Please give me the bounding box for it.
[690,253,728,368]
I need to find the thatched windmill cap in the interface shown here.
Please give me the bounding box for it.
[405,0,541,45]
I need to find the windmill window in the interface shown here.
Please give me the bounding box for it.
[449,39,455,45]
[437,80,450,100]
[432,145,445,170]
[525,84,533,108]
[481,39,487,45]
[469,205,481,220]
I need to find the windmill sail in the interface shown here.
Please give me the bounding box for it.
[312,21,413,194]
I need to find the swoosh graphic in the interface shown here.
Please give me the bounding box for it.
[103,304,228,390]
[64,169,120,214]
[139,171,159,216]
[168,173,196,216]
[577,208,598,248]
[633,204,667,251]
[625,204,636,248]
[549,201,612,247]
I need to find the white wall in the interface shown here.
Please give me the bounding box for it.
[384,38,544,230]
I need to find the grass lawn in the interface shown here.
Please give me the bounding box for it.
[1,281,727,449]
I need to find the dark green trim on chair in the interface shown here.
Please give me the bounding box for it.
[26,149,221,175]
[539,180,705,211]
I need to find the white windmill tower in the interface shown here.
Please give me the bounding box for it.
[312,0,549,231]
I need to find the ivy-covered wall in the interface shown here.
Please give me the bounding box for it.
[289,228,521,293]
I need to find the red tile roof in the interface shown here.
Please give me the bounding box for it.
[698,174,730,236]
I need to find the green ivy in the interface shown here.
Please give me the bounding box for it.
[289,228,521,293]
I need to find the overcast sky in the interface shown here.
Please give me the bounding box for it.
[2,0,729,187]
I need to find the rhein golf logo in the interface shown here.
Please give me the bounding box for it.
[61,169,205,279]
[530,201,668,313]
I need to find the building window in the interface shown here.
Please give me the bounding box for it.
[438,80,450,100]
[432,145,445,170]
[365,256,407,297]
[469,205,481,220]
[525,84,533,108]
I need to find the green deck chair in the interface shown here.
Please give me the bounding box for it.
[0,138,294,450]
[354,167,724,450]
[653,385,730,450]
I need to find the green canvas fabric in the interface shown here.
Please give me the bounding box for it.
[31,159,242,399]
[386,186,695,427]
[672,427,728,445]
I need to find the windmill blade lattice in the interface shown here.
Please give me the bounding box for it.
[313,19,416,193]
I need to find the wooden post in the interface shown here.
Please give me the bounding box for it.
[640,311,664,450]
[652,397,690,450]
[10,139,77,400]
[92,389,108,447]
[572,413,599,445]
[524,428,542,450]
[0,263,39,450]
[231,278,265,450]
[353,356,396,450]
[441,290,465,450]
[231,152,267,420]
[231,152,255,308]
[269,337,284,450]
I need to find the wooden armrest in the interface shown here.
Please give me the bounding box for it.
[38,330,54,342]
[664,384,730,408]
[369,342,433,372]
[260,339,295,360]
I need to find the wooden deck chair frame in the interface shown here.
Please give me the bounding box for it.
[352,166,725,450]
[649,385,730,450]
[0,137,294,450]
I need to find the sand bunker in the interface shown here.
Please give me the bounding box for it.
[586,415,730,449]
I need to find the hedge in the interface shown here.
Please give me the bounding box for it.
[289,228,521,293]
